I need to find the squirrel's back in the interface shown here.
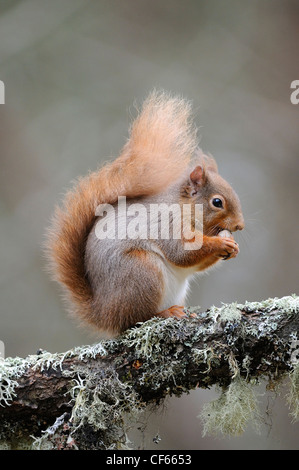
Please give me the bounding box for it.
[46,91,198,327]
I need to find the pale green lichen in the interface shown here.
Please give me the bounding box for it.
[200,376,260,437]
[122,316,180,357]
[287,363,299,422]
[77,342,108,360]
[192,347,215,368]
[197,295,299,437]
[66,366,144,450]
[0,295,298,448]
[28,362,144,450]
[205,295,299,330]
[0,343,111,409]
[209,302,242,324]
[242,294,299,314]
[70,371,141,431]
[0,356,32,406]
[31,412,75,450]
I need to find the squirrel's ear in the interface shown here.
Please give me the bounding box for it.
[190,165,206,186]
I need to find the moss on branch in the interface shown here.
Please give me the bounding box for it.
[0,295,298,449]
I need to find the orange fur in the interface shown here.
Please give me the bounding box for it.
[46,91,197,321]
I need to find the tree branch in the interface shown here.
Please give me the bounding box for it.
[0,295,298,449]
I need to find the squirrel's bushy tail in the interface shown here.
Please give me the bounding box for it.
[46,91,197,325]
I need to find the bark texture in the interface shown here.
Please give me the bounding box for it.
[0,295,298,449]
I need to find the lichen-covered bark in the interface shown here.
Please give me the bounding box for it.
[0,295,298,449]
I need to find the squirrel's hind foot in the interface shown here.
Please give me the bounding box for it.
[156,305,186,320]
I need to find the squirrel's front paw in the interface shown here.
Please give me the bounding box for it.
[216,237,239,260]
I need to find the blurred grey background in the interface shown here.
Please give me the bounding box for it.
[0,0,298,450]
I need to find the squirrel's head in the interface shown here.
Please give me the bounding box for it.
[182,153,245,236]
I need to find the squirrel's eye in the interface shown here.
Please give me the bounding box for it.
[212,197,223,208]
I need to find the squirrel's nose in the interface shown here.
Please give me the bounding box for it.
[235,222,245,231]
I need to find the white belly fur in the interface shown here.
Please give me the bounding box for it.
[158,260,198,310]
[147,242,198,310]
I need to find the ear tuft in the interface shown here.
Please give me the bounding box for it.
[190,165,205,185]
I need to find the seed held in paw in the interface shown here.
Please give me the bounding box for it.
[218,229,233,239]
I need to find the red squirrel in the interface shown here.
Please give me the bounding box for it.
[46,91,244,334]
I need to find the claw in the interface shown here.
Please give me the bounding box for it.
[222,251,232,260]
